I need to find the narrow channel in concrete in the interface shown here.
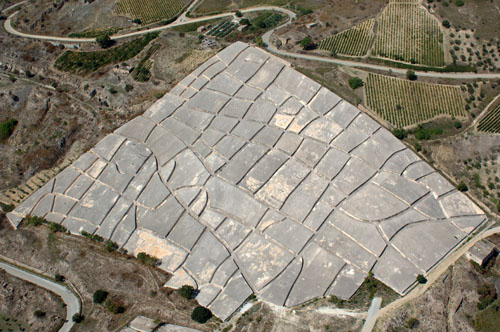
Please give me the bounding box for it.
[361,297,382,332]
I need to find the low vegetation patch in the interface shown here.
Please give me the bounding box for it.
[136,252,160,266]
[0,118,18,140]
[54,33,159,75]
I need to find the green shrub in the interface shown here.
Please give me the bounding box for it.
[0,202,15,212]
[81,231,104,242]
[392,128,407,139]
[416,274,427,284]
[191,306,212,323]
[54,274,65,282]
[24,215,46,226]
[348,77,364,89]
[96,33,114,48]
[105,241,118,252]
[137,252,160,266]
[178,285,195,299]
[477,283,497,310]
[105,299,125,314]
[49,222,66,233]
[0,118,18,140]
[414,142,422,152]
[33,310,46,318]
[404,317,419,328]
[93,290,108,304]
[72,313,84,323]
[457,181,468,192]
[406,69,417,81]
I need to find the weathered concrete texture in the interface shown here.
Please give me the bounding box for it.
[8,42,486,320]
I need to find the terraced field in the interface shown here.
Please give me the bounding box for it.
[477,102,500,133]
[318,19,375,57]
[365,73,467,128]
[115,0,190,25]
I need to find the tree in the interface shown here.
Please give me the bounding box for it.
[191,306,212,323]
[235,10,243,17]
[34,310,46,318]
[72,313,84,323]
[348,77,364,89]
[178,285,195,299]
[457,181,468,192]
[455,0,464,6]
[442,20,451,28]
[300,36,316,50]
[392,128,408,139]
[93,290,108,304]
[406,69,417,81]
[96,33,114,49]
[416,274,427,284]
[54,274,65,282]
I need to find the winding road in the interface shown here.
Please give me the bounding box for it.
[4,2,500,79]
[0,261,81,332]
[3,1,500,330]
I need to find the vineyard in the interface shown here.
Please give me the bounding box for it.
[372,2,444,66]
[132,43,161,82]
[318,19,375,57]
[205,20,238,38]
[477,103,500,133]
[318,0,444,66]
[365,73,467,128]
[115,0,190,25]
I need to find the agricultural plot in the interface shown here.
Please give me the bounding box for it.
[205,20,238,38]
[477,103,500,133]
[372,2,444,66]
[318,19,375,57]
[365,73,467,128]
[115,0,190,25]
[319,0,444,66]
[132,43,161,82]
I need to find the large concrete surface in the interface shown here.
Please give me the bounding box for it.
[7,42,486,320]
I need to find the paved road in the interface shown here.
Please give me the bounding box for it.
[4,2,500,79]
[0,261,81,332]
[361,297,382,332]
[0,0,27,14]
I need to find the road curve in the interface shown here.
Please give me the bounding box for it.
[374,226,500,327]
[4,4,500,79]
[0,261,81,332]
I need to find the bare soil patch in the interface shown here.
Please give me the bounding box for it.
[0,268,65,332]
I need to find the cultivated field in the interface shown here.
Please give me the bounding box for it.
[372,1,444,66]
[319,0,445,66]
[318,19,375,57]
[365,73,467,128]
[115,0,190,24]
[477,102,500,133]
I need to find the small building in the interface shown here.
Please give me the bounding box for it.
[466,240,498,267]
[305,22,317,29]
